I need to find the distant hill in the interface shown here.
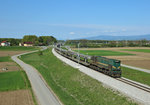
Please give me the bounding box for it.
[79,34,150,40]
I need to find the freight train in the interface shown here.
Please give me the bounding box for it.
[54,45,121,78]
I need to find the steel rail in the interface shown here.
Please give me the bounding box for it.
[116,78,150,93]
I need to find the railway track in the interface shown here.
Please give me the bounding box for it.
[116,78,150,93]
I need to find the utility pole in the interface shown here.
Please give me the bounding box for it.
[126,40,128,47]
[77,43,80,68]
[116,41,118,47]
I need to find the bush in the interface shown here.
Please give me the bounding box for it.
[38,50,43,56]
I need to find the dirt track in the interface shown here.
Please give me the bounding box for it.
[73,47,150,70]
[0,90,34,105]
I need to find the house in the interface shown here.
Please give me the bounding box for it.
[23,42,33,46]
[0,41,10,46]
[19,43,23,46]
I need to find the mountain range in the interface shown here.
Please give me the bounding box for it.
[79,34,150,40]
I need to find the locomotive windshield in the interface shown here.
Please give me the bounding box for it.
[114,61,121,68]
[115,61,120,63]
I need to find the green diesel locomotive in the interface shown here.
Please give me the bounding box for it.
[89,56,121,77]
[55,46,121,78]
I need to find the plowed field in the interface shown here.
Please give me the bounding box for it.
[0,90,34,105]
[0,62,20,72]
[0,51,27,57]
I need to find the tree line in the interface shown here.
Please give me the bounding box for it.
[65,39,150,48]
[0,35,57,46]
[0,38,22,46]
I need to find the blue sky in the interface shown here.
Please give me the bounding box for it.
[0,0,150,40]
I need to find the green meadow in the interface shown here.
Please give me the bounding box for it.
[20,48,136,105]
[0,56,12,62]
[74,50,134,56]
[0,71,31,91]
[121,66,150,86]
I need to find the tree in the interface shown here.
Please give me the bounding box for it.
[22,35,38,44]
[38,36,43,43]
[38,36,57,45]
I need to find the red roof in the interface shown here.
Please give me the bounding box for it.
[24,42,33,44]
[0,41,9,46]
[1,41,7,43]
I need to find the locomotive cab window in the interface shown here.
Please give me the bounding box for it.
[114,61,121,69]
[115,61,120,63]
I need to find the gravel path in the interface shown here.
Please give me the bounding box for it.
[12,48,62,105]
[53,48,150,105]
[121,64,150,74]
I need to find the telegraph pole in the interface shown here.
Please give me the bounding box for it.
[77,43,80,68]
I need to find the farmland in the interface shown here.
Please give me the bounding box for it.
[0,71,29,91]
[21,48,136,105]
[0,46,39,72]
[0,46,37,105]
[0,62,20,72]
[121,49,150,53]
[0,56,12,62]
[0,46,39,51]
[0,69,36,105]
[0,90,34,105]
[74,50,134,56]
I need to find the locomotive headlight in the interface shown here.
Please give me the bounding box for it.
[113,66,116,69]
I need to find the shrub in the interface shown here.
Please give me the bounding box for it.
[38,50,43,56]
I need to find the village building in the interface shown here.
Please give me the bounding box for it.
[19,43,23,46]
[23,42,33,46]
[0,41,10,46]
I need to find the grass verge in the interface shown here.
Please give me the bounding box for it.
[20,48,136,105]
[0,56,12,62]
[121,49,150,53]
[74,50,134,56]
[122,66,150,86]
[0,46,39,51]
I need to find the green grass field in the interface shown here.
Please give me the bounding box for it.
[0,71,31,91]
[74,50,134,56]
[20,48,136,105]
[0,56,12,62]
[122,67,150,86]
[121,49,150,53]
[0,46,39,51]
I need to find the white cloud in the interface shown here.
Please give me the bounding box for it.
[40,23,150,36]
[69,32,75,35]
